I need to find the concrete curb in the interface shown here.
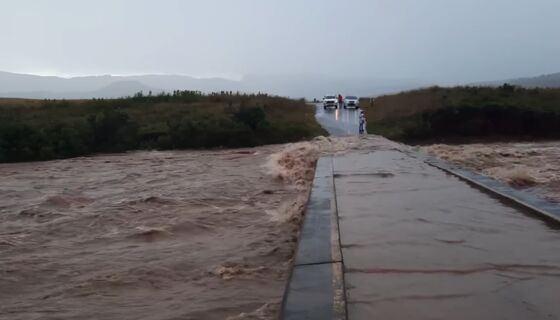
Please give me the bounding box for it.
[421,155,560,225]
[281,157,347,320]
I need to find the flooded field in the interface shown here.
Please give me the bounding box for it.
[421,141,560,202]
[0,142,327,320]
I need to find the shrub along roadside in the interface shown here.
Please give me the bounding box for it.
[0,92,326,163]
[360,85,560,143]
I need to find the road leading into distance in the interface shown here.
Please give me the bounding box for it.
[314,104,364,136]
[309,104,560,319]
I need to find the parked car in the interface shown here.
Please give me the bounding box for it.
[343,96,359,109]
[323,95,338,109]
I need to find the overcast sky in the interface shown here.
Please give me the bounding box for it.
[1,0,559,83]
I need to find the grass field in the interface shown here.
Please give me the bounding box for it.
[359,85,560,143]
[0,92,327,162]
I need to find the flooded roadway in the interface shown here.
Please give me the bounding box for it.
[314,104,364,136]
[312,107,560,319]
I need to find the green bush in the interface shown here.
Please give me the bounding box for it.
[88,109,138,151]
[233,106,268,131]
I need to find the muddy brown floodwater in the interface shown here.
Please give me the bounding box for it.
[0,141,327,320]
[422,141,560,202]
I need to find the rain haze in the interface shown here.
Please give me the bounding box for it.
[2,0,560,84]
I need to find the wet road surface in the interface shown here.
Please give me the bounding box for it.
[313,108,560,319]
[334,149,560,319]
[314,104,364,136]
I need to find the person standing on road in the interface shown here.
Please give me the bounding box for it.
[359,110,366,134]
[337,94,343,108]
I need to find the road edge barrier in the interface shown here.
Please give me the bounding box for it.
[280,156,347,320]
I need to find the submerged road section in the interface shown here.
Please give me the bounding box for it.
[314,104,364,136]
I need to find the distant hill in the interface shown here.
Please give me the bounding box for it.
[4,70,560,99]
[0,71,236,99]
[476,72,560,88]
[0,71,429,99]
[0,79,159,100]
[89,81,158,98]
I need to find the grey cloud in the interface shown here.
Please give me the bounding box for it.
[1,0,559,84]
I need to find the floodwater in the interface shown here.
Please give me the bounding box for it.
[314,104,364,136]
[422,141,560,202]
[0,143,321,320]
[3,129,559,320]
[334,141,560,319]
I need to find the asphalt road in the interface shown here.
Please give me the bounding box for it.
[314,103,364,136]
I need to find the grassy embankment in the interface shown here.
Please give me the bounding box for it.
[0,92,327,162]
[359,84,560,143]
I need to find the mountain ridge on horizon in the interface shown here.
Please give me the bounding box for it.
[1,70,559,100]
